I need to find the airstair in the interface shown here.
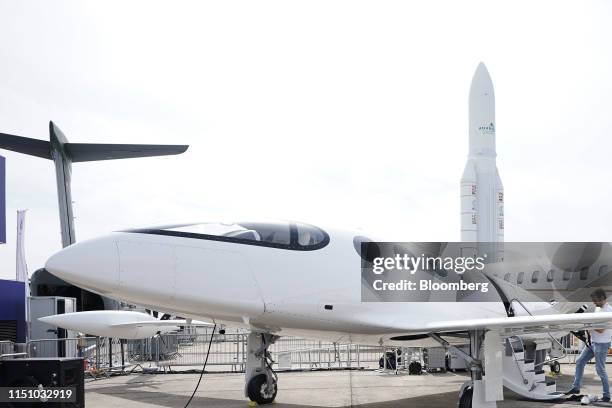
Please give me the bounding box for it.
[502,299,566,401]
[503,336,563,400]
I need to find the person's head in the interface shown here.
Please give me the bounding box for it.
[591,288,608,307]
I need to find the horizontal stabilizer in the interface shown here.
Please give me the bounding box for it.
[0,127,189,162]
[0,132,52,159]
[66,143,188,162]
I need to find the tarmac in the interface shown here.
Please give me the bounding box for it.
[85,364,612,407]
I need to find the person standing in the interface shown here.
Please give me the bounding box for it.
[566,288,612,401]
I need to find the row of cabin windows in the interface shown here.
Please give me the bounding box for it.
[503,265,609,285]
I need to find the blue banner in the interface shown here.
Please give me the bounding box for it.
[0,156,4,244]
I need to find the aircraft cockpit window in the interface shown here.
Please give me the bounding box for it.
[295,222,327,247]
[225,229,261,241]
[129,221,330,251]
[237,222,292,245]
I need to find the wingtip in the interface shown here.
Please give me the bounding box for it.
[165,144,189,155]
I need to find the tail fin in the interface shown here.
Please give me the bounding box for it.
[0,121,189,247]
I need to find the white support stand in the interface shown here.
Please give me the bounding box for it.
[459,330,500,408]
[472,380,498,408]
[483,330,503,402]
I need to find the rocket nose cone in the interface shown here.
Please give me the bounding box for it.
[469,61,495,109]
[474,62,490,78]
[45,236,120,293]
[471,62,493,90]
[468,61,496,154]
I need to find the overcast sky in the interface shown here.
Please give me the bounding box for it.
[0,1,611,280]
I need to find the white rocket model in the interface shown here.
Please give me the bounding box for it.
[461,62,504,260]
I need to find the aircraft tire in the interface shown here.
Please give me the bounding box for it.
[247,374,277,405]
[458,384,472,408]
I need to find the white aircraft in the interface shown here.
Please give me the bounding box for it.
[44,220,612,408]
[38,310,212,339]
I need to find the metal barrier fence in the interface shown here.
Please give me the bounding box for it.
[27,337,79,358]
[17,329,593,377]
[24,329,389,374]
[146,333,385,371]
[0,340,15,358]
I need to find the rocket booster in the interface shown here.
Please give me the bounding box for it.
[461,63,504,258]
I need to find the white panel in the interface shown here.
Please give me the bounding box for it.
[117,241,176,301]
[174,245,264,316]
[484,330,504,402]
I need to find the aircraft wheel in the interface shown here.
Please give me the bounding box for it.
[247,374,277,405]
[458,384,472,408]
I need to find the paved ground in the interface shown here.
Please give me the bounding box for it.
[85,364,612,407]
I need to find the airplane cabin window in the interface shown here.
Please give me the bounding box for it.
[563,269,572,281]
[503,273,511,282]
[546,269,555,282]
[531,270,539,283]
[517,272,524,285]
[579,267,589,281]
[600,265,608,277]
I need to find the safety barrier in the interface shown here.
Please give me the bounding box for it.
[0,340,16,359]
[27,337,80,358]
[24,329,387,373]
[20,329,592,378]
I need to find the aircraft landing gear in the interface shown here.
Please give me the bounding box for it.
[458,381,474,408]
[430,330,501,408]
[245,332,278,405]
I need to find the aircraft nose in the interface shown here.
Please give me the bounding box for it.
[45,236,120,293]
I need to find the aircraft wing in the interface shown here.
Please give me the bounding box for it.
[109,319,213,328]
[417,312,612,337]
